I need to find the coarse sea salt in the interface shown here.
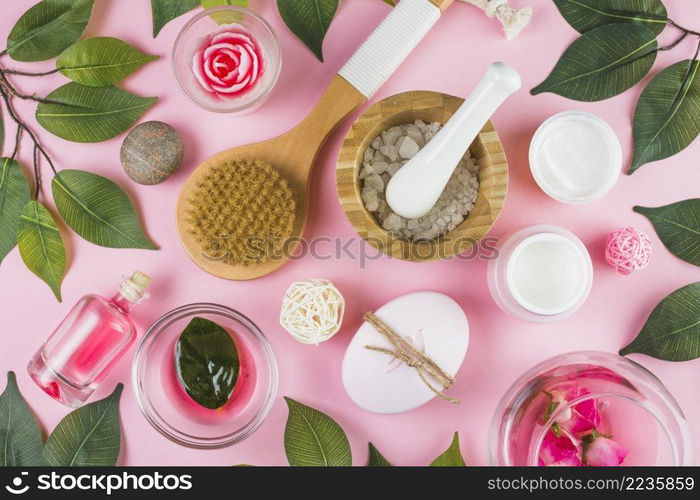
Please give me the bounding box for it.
[360,119,479,240]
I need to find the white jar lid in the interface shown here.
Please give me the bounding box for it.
[529,111,621,204]
[506,232,591,316]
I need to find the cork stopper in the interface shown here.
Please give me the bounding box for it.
[120,271,152,303]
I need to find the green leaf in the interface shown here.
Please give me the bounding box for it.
[42,384,123,466]
[201,0,248,23]
[175,317,240,409]
[151,0,200,38]
[553,0,667,35]
[629,60,700,173]
[52,169,157,250]
[57,37,159,87]
[430,432,466,466]
[202,0,248,7]
[368,443,392,466]
[634,200,700,267]
[0,372,43,466]
[283,397,351,466]
[531,23,657,102]
[0,158,31,263]
[276,0,339,62]
[620,282,700,361]
[0,104,4,154]
[17,201,67,302]
[36,83,157,143]
[7,0,95,62]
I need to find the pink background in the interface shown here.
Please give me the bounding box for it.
[1,0,698,466]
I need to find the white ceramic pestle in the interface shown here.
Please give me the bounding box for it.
[385,62,521,220]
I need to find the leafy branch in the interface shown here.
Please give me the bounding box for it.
[0,0,159,301]
[532,0,700,173]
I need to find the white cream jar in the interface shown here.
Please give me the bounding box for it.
[487,225,593,322]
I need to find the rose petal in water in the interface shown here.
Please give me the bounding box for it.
[539,428,582,467]
[585,436,630,466]
[546,387,601,435]
[548,390,572,423]
[562,397,601,434]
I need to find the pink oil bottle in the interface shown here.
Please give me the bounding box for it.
[28,271,151,408]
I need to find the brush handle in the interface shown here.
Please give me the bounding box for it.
[338,0,450,99]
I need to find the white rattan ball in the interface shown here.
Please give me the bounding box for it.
[280,279,345,345]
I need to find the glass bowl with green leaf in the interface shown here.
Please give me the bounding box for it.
[132,303,278,449]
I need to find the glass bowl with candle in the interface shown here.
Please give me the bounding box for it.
[489,351,691,466]
[132,303,278,449]
[172,6,282,114]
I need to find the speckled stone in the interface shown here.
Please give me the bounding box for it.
[121,121,184,185]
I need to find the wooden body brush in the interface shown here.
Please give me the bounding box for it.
[177,0,454,280]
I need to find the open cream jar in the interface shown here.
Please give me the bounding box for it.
[487,225,592,322]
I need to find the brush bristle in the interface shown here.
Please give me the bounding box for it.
[186,159,296,266]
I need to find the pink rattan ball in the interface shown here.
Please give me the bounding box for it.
[605,226,652,275]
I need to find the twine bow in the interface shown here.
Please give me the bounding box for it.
[363,312,460,404]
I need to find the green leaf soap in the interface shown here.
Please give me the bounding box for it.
[175,317,240,409]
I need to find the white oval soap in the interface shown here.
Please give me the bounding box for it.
[341,291,469,414]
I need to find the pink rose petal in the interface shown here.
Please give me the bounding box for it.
[539,429,582,467]
[585,437,630,467]
[562,398,601,434]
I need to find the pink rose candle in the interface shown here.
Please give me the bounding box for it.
[172,7,282,114]
[192,26,265,100]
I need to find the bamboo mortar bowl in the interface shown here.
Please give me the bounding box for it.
[336,90,508,262]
